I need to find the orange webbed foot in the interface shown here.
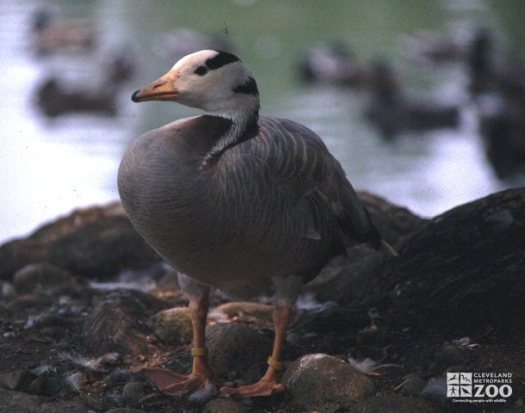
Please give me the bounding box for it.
[145,368,217,397]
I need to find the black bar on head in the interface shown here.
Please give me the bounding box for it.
[206,51,241,70]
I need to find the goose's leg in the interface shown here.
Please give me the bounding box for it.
[220,276,302,398]
[218,304,291,397]
[145,274,217,396]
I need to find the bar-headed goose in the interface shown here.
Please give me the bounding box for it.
[118,50,395,398]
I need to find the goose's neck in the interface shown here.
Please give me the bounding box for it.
[202,105,260,167]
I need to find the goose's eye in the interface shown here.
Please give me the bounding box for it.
[194,65,208,76]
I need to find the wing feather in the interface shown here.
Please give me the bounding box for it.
[252,116,379,245]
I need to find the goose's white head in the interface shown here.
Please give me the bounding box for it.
[132,50,259,119]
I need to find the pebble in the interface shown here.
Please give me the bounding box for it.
[13,263,72,294]
[1,281,15,297]
[83,290,158,354]
[104,369,133,385]
[123,381,145,402]
[203,397,246,413]
[435,343,468,367]
[0,387,87,413]
[0,369,37,391]
[282,353,375,412]
[421,376,447,401]
[396,372,426,396]
[28,374,64,396]
[206,323,272,383]
[151,306,193,345]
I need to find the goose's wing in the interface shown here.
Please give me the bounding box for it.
[254,117,381,246]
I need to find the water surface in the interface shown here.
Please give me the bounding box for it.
[1,0,522,242]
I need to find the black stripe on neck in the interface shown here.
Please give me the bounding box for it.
[201,113,259,168]
[206,51,240,70]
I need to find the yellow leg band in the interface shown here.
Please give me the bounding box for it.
[191,347,207,357]
[267,356,284,371]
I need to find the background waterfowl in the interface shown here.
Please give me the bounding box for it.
[364,60,461,140]
[118,50,394,398]
[467,28,496,96]
[297,42,363,87]
[35,50,136,118]
[464,29,525,178]
[476,65,525,179]
[400,29,470,65]
[36,77,117,118]
[31,8,96,56]
[479,102,525,179]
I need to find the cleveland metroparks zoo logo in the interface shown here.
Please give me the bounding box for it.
[447,372,513,404]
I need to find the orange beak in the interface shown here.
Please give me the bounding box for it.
[131,71,179,102]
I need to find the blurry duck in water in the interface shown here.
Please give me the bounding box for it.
[467,28,496,97]
[401,29,470,65]
[36,77,116,118]
[476,63,525,179]
[364,59,461,140]
[35,49,136,118]
[118,50,396,398]
[298,42,365,87]
[464,29,525,179]
[31,8,96,56]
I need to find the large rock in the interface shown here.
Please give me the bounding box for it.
[0,203,160,281]
[357,191,428,246]
[377,188,525,334]
[282,353,375,412]
[302,247,386,305]
[288,306,369,355]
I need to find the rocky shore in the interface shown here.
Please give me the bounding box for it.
[0,189,523,413]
